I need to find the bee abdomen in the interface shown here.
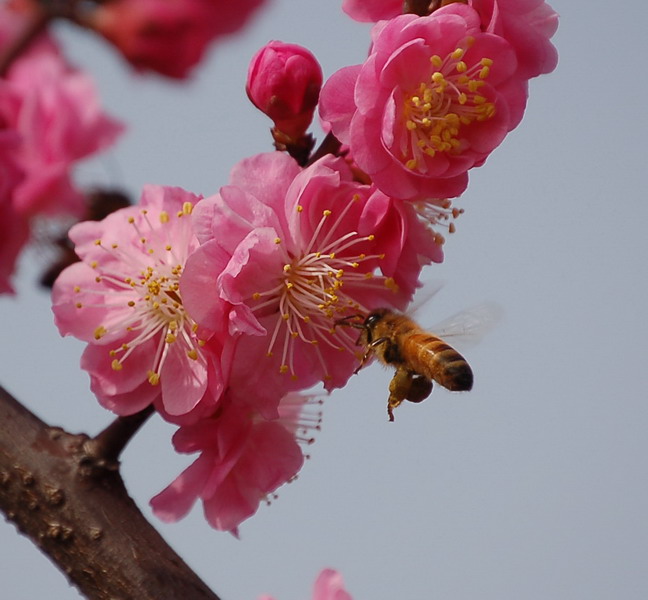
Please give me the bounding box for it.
[407,335,473,391]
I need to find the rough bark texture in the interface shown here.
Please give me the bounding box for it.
[0,385,221,600]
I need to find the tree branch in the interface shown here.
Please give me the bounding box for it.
[0,385,221,600]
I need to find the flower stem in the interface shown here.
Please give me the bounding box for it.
[87,405,155,463]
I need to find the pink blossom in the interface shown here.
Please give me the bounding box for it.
[180,152,435,415]
[150,392,320,533]
[341,0,558,79]
[51,185,221,417]
[0,6,123,218]
[319,7,527,201]
[247,41,323,139]
[89,0,267,78]
[463,0,559,79]
[342,0,401,22]
[260,568,353,600]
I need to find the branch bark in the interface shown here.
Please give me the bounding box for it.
[0,385,221,600]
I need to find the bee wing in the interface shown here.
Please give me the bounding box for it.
[430,302,503,350]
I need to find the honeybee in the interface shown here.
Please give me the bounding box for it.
[338,304,498,421]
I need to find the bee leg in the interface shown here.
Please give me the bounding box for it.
[386,367,410,422]
[353,336,391,375]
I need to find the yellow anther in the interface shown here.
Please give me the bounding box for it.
[165,245,172,251]
[279,365,289,374]
[182,202,193,215]
[296,205,303,212]
[323,209,332,217]
[94,326,107,340]
[73,286,81,293]
[406,120,417,131]
[282,313,290,321]
[128,217,135,224]
[406,159,418,169]
[432,72,445,84]
[165,333,176,344]
[147,371,160,385]
[430,55,442,67]
[90,261,98,269]
[451,47,464,60]
[159,211,169,223]
[111,359,123,371]
[252,292,261,300]
[187,349,198,360]
[384,277,399,292]
[283,264,292,272]
[456,61,467,73]
[275,237,282,244]
[169,320,178,330]
[94,239,102,246]
[75,302,83,309]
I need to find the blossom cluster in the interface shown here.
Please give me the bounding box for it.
[0,5,123,293]
[47,0,558,534]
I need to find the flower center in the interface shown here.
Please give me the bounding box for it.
[248,196,399,380]
[73,203,204,385]
[401,39,495,171]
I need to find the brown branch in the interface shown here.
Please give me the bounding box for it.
[85,405,154,463]
[0,385,221,600]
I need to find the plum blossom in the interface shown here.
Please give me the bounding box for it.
[180,152,436,416]
[247,41,323,140]
[0,7,123,218]
[88,0,267,78]
[260,568,353,600]
[151,392,321,534]
[52,185,220,417]
[342,0,558,79]
[463,0,559,79]
[0,6,122,292]
[319,6,528,201]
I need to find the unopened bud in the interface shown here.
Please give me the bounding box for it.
[246,41,323,139]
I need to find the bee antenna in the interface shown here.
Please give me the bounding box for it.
[334,314,366,331]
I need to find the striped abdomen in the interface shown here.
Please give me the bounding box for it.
[399,332,473,391]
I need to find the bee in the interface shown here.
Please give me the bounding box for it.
[338,305,496,421]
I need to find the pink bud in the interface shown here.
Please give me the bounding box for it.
[246,41,323,139]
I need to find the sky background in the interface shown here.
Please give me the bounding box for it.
[2,1,648,599]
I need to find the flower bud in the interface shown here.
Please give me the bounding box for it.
[246,41,323,139]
